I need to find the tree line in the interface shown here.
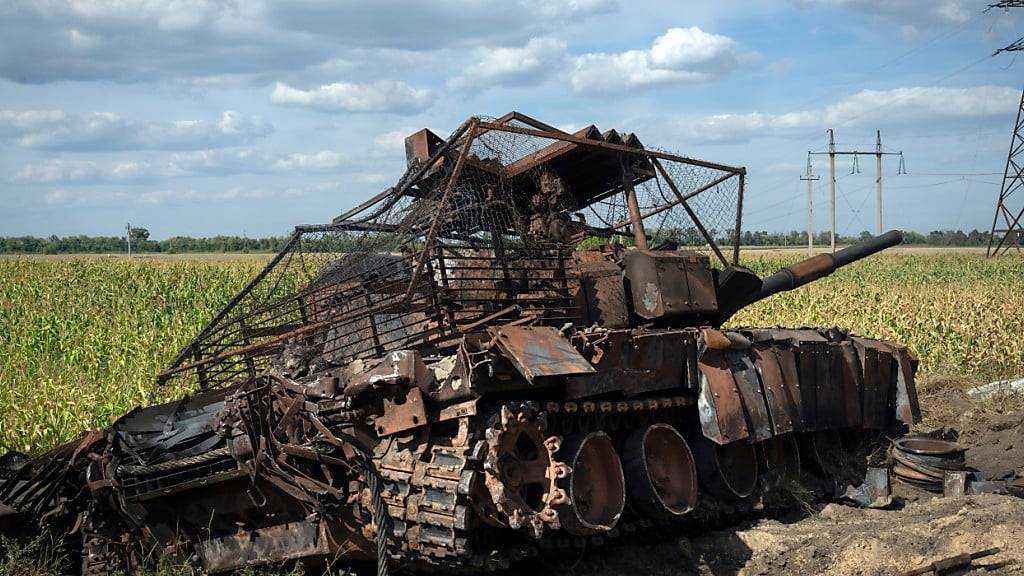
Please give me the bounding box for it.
[0,227,291,254]
[0,227,1009,255]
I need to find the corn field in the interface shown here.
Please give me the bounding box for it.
[1,252,1022,454]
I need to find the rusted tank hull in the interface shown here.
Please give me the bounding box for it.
[0,326,917,574]
[0,114,920,574]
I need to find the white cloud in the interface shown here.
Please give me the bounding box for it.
[14,159,155,184]
[794,0,972,24]
[449,37,567,91]
[569,27,738,95]
[0,109,271,151]
[669,85,1021,145]
[373,129,414,156]
[273,151,346,170]
[0,0,614,84]
[270,81,436,114]
[648,27,737,71]
[13,148,349,184]
[42,184,316,207]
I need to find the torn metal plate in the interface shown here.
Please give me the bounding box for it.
[490,326,595,383]
[698,350,750,445]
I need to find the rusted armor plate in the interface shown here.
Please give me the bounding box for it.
[490,326,596,383]
[576,259,628,328]
[769,329,828,430]
[727,350,774,442]
[622,250,717,320]
[858,344,884,430]
[853,337,896,430]
[881,342,922,425]
[752,345,797,435]
[697,350,749,445]
[836,342,864,429]
[377,387,429,437]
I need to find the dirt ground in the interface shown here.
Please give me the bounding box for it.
[573,381,1024,576]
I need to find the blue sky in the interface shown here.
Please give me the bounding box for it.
[1,0,1022,239]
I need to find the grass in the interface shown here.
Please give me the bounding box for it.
[1,252,1022,455]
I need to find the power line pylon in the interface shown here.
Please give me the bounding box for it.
[987,89,1024,255]
[986,1,1024,256]
[810,130,903,252]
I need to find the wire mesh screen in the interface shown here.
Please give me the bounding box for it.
[160,114,744,391]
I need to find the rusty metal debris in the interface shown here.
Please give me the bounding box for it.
[899,547,1002,576]
[0,112,921,574]
[891,436,966,492]
[840,467,893,509]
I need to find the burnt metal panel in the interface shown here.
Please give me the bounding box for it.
[698,350,749,445]
[775,345,806,430]
[564,330,686,399]
[628,334,685,396]
[490,326,595,383]
[752,345,797,435]
[858,344,885,430]
[853,337,897,429]
[795,342,819,430]
[684,332,700,390]
[814,342,842,429]
[727,350,773,442]
[377,387,429,437]
[836,342,863,429]
[622,250,717,320]
[884,343,922,425]
[196,518,352,573]
[577,258,628,328]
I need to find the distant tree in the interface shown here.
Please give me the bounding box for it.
[129,227,150,242]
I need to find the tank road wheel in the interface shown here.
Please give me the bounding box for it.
[623,424,698,518]
[758,434,801,487]
[481,403,568,538]
[553,431,626,536]
[798,429,846,479]
[694,436,759,500]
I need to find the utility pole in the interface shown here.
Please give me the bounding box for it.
[126,223,132,258]
[985,1,1024,256]
[811,130,904,251]
[800,155,820,256]
[876,130,884,234]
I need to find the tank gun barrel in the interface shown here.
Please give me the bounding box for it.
[756,229,903,302]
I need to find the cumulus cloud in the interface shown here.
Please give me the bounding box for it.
[569,27,738,95]
[270,81,436,114]
[13,148,349,185]
[0,110,271,151]
[449,37,567,91]
[670,85,1021,145]
[0,0,614,84]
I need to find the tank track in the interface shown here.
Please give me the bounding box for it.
[361,394,846,573]
[369,440,529,572]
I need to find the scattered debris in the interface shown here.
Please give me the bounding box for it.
[898,547,1001,576]
[891,436,966,492]
[967,377,1024,399]
[840,467,893,508]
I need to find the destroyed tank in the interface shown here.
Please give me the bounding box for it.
[0,112,920,575]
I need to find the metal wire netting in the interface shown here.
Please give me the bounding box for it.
[161,115,744,391]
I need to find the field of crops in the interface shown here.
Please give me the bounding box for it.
[1,251,1022,455]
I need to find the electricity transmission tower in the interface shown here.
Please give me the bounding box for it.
[986,0,1024,255]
